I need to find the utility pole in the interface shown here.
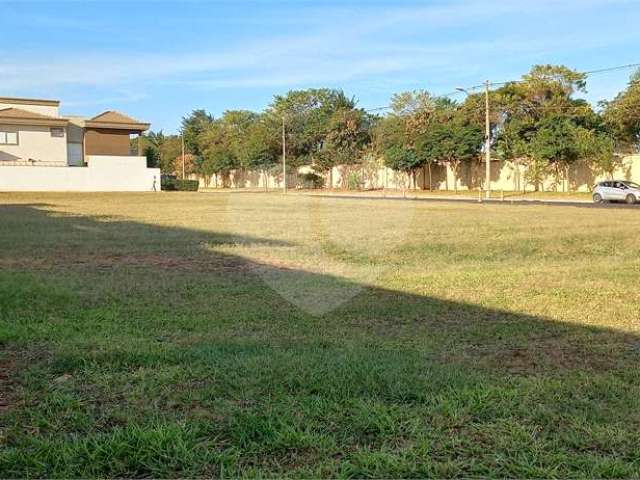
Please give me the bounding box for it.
[282,116,287,194]
[485,80,491,199]
[181,132,185,180]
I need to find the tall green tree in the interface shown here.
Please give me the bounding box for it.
[377,90,438,189]
[493,64,596,190]
[577,130,622,181]
[603,70,640,152]
[181,109,214,159]
[416,117,483,192]
[320,108,373,188]
[269,89,359,177]
[138,131,184,174]
[530,116,581,191]
[241,116,280,191]
[197,121,238,187]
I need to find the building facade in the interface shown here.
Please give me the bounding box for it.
[0,96,160,191]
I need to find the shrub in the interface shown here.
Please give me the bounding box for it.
[299,172,325,189]
[347,171,363,190]
[161,177,199,191]
[176,180,199,191]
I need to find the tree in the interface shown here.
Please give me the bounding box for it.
[382,145,421,193]
[603,69,640,153]
[416,114,483,192]
[143,146,160,168]
[578,130,622,182]
[530,116,581,191]
[181,109,214,159]
[269,89,362,186]
[241,116,280,191]
[492,64,597,191]
[174,153,197,180]
[197,121,238,187]
[377,90,438,189]
[414,97,457,190]
[390,90,435,121]
[137,131,185,174]
[320,108,372,188]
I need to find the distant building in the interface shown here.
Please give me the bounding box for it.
[0,96,159,191]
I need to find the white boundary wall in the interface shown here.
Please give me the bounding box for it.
[0,156,160,192]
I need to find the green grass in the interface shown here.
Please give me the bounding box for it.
[299,188,594,201]
[1,191,640,478]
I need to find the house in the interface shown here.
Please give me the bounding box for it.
[0,96,160,191]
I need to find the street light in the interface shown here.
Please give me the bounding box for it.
[456,82,492,199]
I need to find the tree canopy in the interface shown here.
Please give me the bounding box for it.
[141,64,638,191]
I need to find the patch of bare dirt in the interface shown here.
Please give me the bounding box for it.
[0,254,258,273]
[440,337,638,375]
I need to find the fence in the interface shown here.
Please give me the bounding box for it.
[191,155,640,193]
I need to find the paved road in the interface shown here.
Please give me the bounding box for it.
[303,193,640,209]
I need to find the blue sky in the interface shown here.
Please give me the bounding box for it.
[1,0,639,133]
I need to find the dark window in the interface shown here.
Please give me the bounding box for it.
[50,127,65,138]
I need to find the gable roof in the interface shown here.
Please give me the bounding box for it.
[84,110,150,131]
[0,107,67,127]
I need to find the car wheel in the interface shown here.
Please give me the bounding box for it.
[625,194,637,205]
[593,193,603,204]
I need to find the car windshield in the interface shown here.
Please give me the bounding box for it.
[623,181,640,189]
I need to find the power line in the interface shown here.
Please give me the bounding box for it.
[359,61,640,114]
[583,63,640,76]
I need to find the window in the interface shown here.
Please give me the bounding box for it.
[0,131,18,145]
[50,127,64,138]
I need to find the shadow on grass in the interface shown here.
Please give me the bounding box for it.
[1,204,640,478]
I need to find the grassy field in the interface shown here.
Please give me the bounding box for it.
[300,189,594,202]
[202,188,595,202]
[1,191,640,478]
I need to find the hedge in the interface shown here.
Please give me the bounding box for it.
[161,178,199,191]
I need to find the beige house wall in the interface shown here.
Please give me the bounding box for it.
[0,102,59,118]
[0,124,68,164]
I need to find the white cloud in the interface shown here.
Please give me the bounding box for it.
[0,0,637,96]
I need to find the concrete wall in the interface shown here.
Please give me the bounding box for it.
[0,125,68,164]
[193,155,640,192]
[0,156,160,192]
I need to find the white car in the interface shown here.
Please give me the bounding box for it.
[592,181,640,204]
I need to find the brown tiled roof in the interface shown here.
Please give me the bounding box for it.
[84,110,150,131]
[0,107,67,127]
